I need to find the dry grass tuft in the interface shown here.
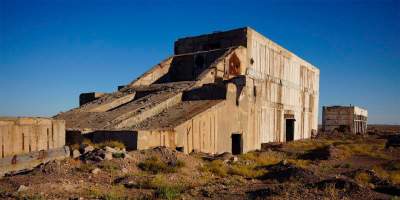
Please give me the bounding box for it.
[99,160,120,174]
[287,159,311,168]
[77,163,96,173]
[373,164,400,185]
[354,172,372,186]
[228,163,266,178]
[96,140,126,149]
[286,139,333,152]
[84,185,127,200]
[137,175,185,200]
[138,156,184,174]
[200,160,228,177]
[240,151,286,166]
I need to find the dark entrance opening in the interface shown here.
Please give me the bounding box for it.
[231,133,242,155]
[286,119,295,142]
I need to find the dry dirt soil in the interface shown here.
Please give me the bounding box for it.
[0,129,399,200]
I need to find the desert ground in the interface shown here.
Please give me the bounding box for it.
[0,125,399,200]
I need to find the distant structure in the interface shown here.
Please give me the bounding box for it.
[0,117,69,176]
[56,27,320,154]
[322,106,368,134]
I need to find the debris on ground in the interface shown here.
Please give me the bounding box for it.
[1,127,399,199]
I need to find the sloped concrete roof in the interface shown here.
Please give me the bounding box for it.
[131,100,223,131]
[55,81,195,131]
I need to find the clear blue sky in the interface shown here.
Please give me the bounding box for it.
[1,0,399,124]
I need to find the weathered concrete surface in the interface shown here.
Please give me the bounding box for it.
[0,117,66,158]
[56,27,320,154]
[322,106,368,134]
[0,146,70,176]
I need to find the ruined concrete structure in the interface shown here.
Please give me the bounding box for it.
[322,106,368,134]
[0,117,69,175]
[0,117,66,158]
[56,27,320,154]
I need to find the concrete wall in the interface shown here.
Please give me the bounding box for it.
[137,130,175,150]
[172,80,256,154]
[0,117,65,158]
[246,28,319,143]
[140,28,320,153]
[174,28,248,54]
[172,28,320,145]
[322,106,368,134]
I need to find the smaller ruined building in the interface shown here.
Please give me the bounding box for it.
[0,117,68,175]
[56,27,320,154]
[322,106,368,134]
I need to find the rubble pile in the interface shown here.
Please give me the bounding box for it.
[72,144,131,163]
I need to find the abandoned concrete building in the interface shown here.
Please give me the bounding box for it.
[56,27,320,154]
[0,117,69,175]
[322,106,368,134]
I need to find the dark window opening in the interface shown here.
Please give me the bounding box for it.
[22,133,24,151]
[47,128,50,149]
[176,147,184,152]
[285,119,295,142]
[231,133,243,155]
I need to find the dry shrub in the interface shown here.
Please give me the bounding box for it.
[97,140,125,149]
[69,138,94,151]
[335,142,389,159]
[200,160,228,177]
[77,163,96,173]
[85,185,127,200]
[322,184,340,200]
[228,163,266,178]
[287,159,311,168]
[138,175,185,200]
[138,156,184,174]
[240,151,285,166]
[354,172,371,186]
[373,164,400,185]
[99,160,120,174]
[286,139,333,152]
